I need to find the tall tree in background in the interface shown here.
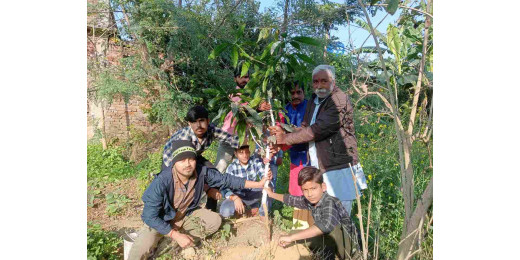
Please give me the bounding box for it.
[351,0,433,259]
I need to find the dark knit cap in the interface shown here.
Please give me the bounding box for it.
[170,140,197,166]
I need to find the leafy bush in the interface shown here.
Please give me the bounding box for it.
[105,192,132,216]
[87,222,122,260]
[87,144,135,181]
[352,112,433,259]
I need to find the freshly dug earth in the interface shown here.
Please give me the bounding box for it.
[88,178,311,259]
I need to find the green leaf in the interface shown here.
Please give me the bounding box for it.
[385,0,399,15]
[208,42,230,59]
[202,88,219,96]
[249,96,262,108]
[292,36,321,47]
[231,102,239,117]
[387,24,402,73]
[236,24,245,39]
[271,41,281,55]
[262,77,269,93]
[295,53,314,64]
[280,123,295,133]
[239,48,252,60]
[289,41,301,50]
[257,28,269,43]
[241,61,250,77]
[236,121,246,146]
[231,46,238,68]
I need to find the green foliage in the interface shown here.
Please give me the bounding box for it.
[87,222,122,260]
[207,27,321,148]
[352,111,433,259]
[219,223,232,241]
[87,188,101,208]
[87,144,135,181]
[105,191,132,216]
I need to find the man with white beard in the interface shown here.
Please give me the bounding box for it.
[269,65,367,215]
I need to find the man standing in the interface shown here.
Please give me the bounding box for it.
[270,65,367,215]
[215,70,271,174]
[129,140,270,260]
[283,81,313,229]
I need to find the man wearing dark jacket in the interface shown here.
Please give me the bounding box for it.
[128,140,270,260]
[269,65,367,215]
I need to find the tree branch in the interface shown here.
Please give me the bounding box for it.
[372,4,433,19]
[407,0,432,137]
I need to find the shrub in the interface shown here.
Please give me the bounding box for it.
[87,222,122,260]
[87,144,135,181]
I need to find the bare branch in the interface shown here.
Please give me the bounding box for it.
[407,0,432,137]
[371,4,433,19]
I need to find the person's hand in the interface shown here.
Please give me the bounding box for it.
[232,196,245,215]
[207,188,222,200]
[258,175,269,188]
[268,125,283,135]
[263,157,270,164]
[268,144,278,155]
[279,235,293,248]
[258,101,272,111]
[267,126,286,144]
[263,185,274,197]
[271,144,281,153]
[276,157,283,166]
[171,231,194,248]
[266,168,273,180]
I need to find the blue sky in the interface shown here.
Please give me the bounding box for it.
[258,0,401,50]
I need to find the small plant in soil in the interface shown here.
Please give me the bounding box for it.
[87,189,101,208]
[219,223,232,242]
[87,222,122,260]
[105,191,131,216]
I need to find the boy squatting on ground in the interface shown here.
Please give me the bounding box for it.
[264,166,362,260]
[128,140,271,260]
[219,144,274,218]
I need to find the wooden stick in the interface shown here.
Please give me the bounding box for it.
[365,192,372,249]
[349,163,367,260]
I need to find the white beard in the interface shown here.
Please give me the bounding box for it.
[315,83,334,98]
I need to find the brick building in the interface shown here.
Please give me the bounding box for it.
[87,0,156,145]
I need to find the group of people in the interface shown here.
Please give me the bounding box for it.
[127,64,367,260]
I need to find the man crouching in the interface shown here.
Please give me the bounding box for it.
[128,140,271,260]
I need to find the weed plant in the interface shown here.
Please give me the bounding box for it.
[87,222,122,260]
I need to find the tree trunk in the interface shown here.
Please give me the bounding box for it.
[100,105,108,150]
[397,178,433,260]
[323,24,330,62]
[281,0,289,38]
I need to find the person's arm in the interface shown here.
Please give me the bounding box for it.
[279,225,324,247]
[269,100,341,145]
[263,186,284,202]
[141,178,175,235]
[212,125,240,149]
[220,164,237,199]
[205,167,269,191]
